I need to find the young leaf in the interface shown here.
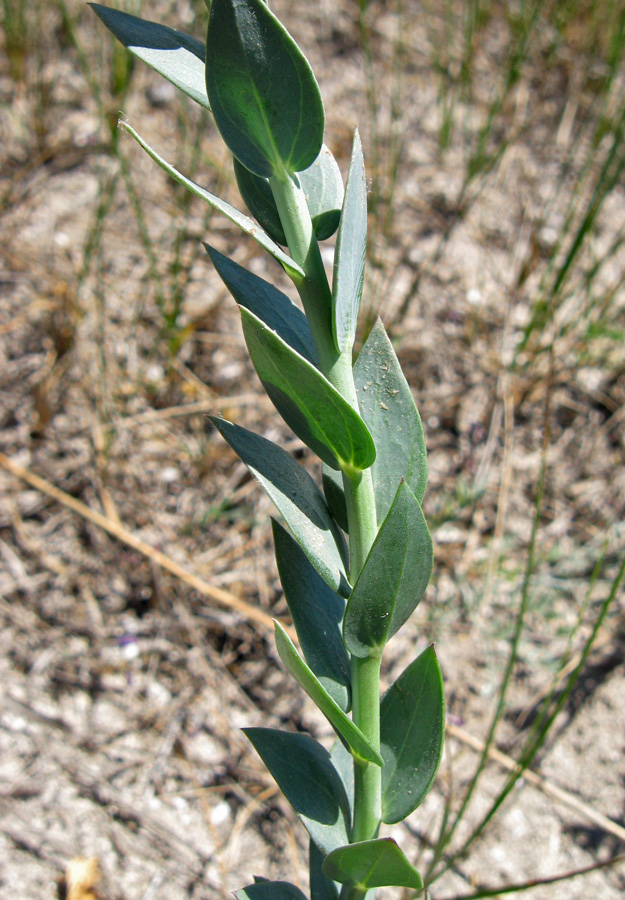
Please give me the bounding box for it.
[381,645,445,824]
[354,318,428,520]
[241,307,376,473]
[274,622,383,767]
[332,130,367,353]
[272,520,350,710]
[309,839,339,900]
[343,481,433,658]
[244,728,350,855]
[205,0,324,178]
[322,839,424,891]
[235,145,344,245]
[321,464,349,534]
[205,244,317,365]
[237,881,309,900]
[89,4,209,109]
[211,418,350,596]
[121,123,304,280]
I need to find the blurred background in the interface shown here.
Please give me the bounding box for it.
[0,1,624,897]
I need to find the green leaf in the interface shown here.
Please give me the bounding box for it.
[381,645,445,824]
[321,464,349,534]
[330,739,355,817]
[240,307,376,473]
[89,4,209,109]
[237,881,309,900]
[272,521,350,710]
[274,622,383,767]
[332,130,367,353]
[244,728,350,855]
[343,481,433,658]
[205,0,324,178]
[309,840,339,900]
[205,244,317,365]
[354,319,428,520]
[322,839,424,891]
[235,145,343,245]
[120,123,304,280]
[211,418,350,596]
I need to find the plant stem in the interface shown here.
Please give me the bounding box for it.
[270,168,383,852]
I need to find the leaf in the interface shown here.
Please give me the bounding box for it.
[272,520,350,710]
[332,130,367,353]
[322,839,423,891]
[381,645,445,824]
[205,244,317,365]
[321,464,349,534]
[205,0,324,178]
[234,145,343,245]
[343,481,433,658]
[354,319,428,520]
[120,123,304,280]
[244,728,350,855]
[330,739,355,818]
[89,4,209,109]
[237,881,309,900]
[241,307,376,473]
[274,622,383,767]
[309,840,339,900]
[211,417,350,596]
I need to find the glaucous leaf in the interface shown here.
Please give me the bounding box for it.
[309,840,339,900]
[205,0,324,178]
[90,4,209,109]
[274,623,382,766]
[272,520,350,710]
[330,739,355,817]
[354,319,428,521]
[343,481,433,658]
[235,145,343,245]
[322,839,423,891]
[244,728,350,855]
[381,645,445,824]
[240,308,376,473]
[332,130,367,353]
[121,123,303,280]
[237,881,309,900]
[205,244,317,365]
[211,418,350,596]
[321,464,349,534]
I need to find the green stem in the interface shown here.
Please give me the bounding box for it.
[270,169,382,850]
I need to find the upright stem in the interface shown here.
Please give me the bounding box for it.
[270,170,383,846]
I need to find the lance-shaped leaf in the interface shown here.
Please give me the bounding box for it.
[240,308,376,473]
[332,130,367,353]
[381,645,445,824]
[354,319,428,521]
[237,881,308,900]
[274,622,383,766]
[309,840,339,900]
[205,0,324,178]
[330,740,355,818]
[90,4,209,109]
[120,124,304,281]
[322,839,424,891]
[211,418,350,596]
[272,520,350,710]
[235,145,343,245]
[205,244,317,365]
[244,728,350,855]
[321,464,349,534]
[343,481,433,658]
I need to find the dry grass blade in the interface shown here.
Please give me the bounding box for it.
[447,723,625,845]
[0,451,292,639]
